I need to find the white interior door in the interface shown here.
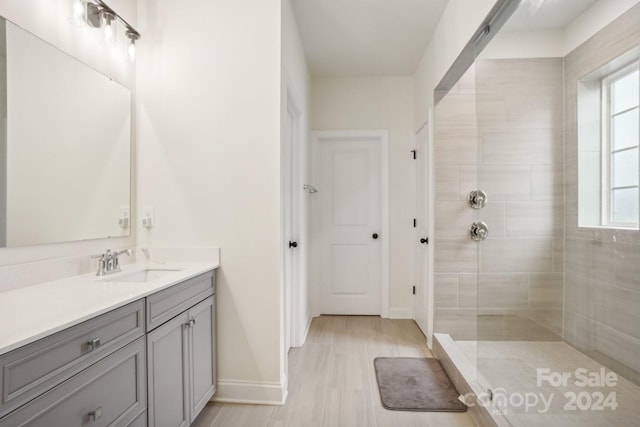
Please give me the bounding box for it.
[414,125,430,335]
[318,135,382,315]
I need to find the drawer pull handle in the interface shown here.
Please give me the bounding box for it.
[88,406,102,421]
[87,338,101,352]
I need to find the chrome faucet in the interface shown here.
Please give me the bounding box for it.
[92,249,133,277]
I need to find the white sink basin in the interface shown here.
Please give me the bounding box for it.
[108,269,183,283]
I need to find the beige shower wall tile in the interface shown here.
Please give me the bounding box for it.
[480,129,563,165]
[505,90,564,129]
[435,201,475,238]
[523,308,564,337]
[529,273,563,308]
[481,238,553,273]
[553,237,564,273]
[434,274,458,308]
[458,167,477,200]
[594,286,640,340]
[476,94,507,129]
[434,129,478,166]
[458,274,477,308]
[479,166,531,201]
[434,308,477,340]
[531,164,564,201]
[478,202,506,237]
[434,94,477,129]
[594,322,640,374]
[476,58,563,95]
[505,201,563,237]
[477,273,529,309]
[615,242,640,292]
[435,167,459,201]
[434,237,477,273]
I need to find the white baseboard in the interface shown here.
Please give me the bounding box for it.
[212,379,287,405]
[301,315,312,345]
[387,307,414,319]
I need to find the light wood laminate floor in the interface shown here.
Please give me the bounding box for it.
[192,316,478,427]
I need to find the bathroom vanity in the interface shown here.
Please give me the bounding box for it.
[0,262,218,426]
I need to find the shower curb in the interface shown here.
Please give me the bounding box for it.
[432,333,510,427]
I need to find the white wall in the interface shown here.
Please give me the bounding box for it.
[311,76,416,318]
[282,0,311,351]
[0,0,136,269]
[413,0,496,130]
[137,0,285,403]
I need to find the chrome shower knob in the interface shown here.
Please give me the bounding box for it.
[468,190,488,209]
[469,221,489,241]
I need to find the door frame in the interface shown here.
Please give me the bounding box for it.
[282,77,305,358]
[310,130,390,318]
[414,117,434,347]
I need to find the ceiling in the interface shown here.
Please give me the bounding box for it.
[503,0,599,31]
[291,0,448,77]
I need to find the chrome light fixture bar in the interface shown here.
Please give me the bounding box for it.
[80,0,141,59]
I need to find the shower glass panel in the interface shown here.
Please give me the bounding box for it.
[469,1,640,426]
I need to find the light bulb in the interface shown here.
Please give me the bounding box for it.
[128,41,136,62]
[104,22,114,45]
[101,11,116,46]
[73,0,85,25]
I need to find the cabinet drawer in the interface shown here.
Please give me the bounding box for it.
[0,300,144,418]
[128,410,147,427]
[0,337,146,427]
[146,271,215,331]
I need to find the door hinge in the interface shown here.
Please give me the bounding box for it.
[412,286,416,295]
[413,218,417,228]
[411,150,416,160]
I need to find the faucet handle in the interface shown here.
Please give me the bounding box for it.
[91,253,106,260]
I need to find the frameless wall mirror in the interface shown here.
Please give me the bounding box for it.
[0,16,132,248]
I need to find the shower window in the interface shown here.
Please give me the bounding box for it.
[602,61,639,227]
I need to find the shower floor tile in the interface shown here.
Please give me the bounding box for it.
[455,340,640,427]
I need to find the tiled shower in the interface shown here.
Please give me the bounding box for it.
[433,3,640,426]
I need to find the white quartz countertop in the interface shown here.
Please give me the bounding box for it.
[0,261,219,356]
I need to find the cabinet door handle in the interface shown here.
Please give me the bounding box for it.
[185,318,197,328]
[87,338,101,352]
[88,407,102,421]
[191,318,197,326]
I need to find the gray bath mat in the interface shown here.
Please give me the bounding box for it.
[373,357,467,412]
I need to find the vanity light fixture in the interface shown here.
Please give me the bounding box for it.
[126,30,140,62]
[101,9,116,46]
[76,0,141,59]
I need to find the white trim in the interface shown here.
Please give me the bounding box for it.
[426,108,435,349]
[413,117,432,346]
[388,307,414,319]
[213,379,288,405]
[310,130,390,318]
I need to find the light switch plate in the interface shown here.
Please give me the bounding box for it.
[143,206,154,228]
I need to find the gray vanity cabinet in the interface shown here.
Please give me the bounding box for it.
[0,268,216,427]
[147,311,191,427]
[0,337,146,427]
[147,271,216,427]
[188,296,216,417]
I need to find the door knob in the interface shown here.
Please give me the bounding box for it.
[372,233,379,240]
[289,241,298,248]
[420,238,429,244]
